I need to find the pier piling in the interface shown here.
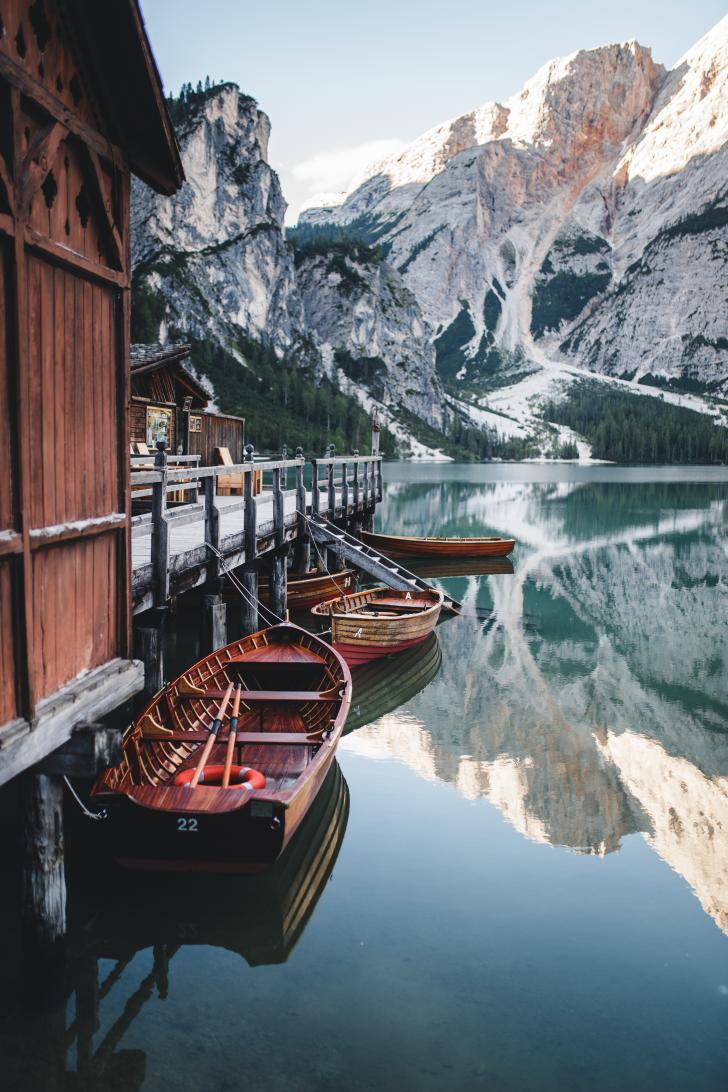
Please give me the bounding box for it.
[20,772,67,955]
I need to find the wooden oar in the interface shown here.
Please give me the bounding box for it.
[188,681,234,788]
[221,683,242,788]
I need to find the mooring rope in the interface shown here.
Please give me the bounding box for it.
[63,776,107,820]
[205,542,284,625]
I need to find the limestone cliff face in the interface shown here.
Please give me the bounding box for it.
[294,247,444,428]
[131,85,445,439]
[557,18,728,385]
[302,19,728,392]
[132,85,304,354]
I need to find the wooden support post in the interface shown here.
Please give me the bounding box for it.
[293,449,310,573]
[203,474,220,580]
[133,609,166,694]
[363,512,374,533]
[327,542,345,573]
[203,591,227,652]
[327,446,336,518]
[151,443,170,606]
[353,452,360,510]
[311,459,320,517]
[38,723,122,777]
[341,461,349,512]
[362,460,369,509]
[20,772,66,954]
[376,457,383,501]
[270,547,288,619]
[272,467,284,547]
[244,446,257,561]
[239,565,259,636]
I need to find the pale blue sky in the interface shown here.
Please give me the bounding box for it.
[140,1,726,220]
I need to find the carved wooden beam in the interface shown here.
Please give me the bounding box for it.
[84,146,124,268]
[19,120,65,218]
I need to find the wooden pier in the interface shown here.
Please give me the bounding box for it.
[130,446,383,613]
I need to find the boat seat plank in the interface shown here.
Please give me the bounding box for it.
[142,730,321,745]
[175,689,339,703]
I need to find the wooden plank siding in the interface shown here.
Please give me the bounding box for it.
[0,0,152,742]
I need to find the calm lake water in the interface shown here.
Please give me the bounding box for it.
[2,463,728,1091]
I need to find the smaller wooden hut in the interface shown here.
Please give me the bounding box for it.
[130,343,245,462]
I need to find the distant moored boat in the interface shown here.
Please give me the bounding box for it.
[361,530,515,558]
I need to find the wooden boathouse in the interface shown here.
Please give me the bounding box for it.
[130,341,247,463]
[0,0,184,789]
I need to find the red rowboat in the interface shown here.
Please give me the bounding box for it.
[91,622,351,873]
[361,530,515,558]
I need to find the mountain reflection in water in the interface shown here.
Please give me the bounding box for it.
[342,472,728,934]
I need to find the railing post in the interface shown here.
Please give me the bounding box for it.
[362,459,369,510]
[151,441,169,605]
[272,466,284,548]
[327,444,336,518]
[203,473,220,581]
[244,444,257,561]
[294,448,310,573]
[376,456,383,501]
[341,461,348,512]
[311,459,320,517]
[281,444,288,491]
[370,459,376,505]
[371,419,381,456]
[353,451,360,510]
[189,454,200,505]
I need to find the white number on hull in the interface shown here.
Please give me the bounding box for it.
[177,817,198,832]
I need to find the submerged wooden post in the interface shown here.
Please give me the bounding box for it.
[270,547,288,619]
[294,448,310,573]
[203,591,227,652]
[151,442,170,606]
[20,772,67,954]
[239,565,259,636]
[133,609,166,694]
[244,445,257,561]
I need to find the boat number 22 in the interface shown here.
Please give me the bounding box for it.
[177,817,198,832]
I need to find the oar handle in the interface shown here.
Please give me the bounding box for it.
[221,684,242,789]
[189,681,234,788]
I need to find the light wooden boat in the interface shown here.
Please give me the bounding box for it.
[361,530,515,558]
[311,586,443,666]
[404,556,514,578]
[257,568,357,610]
[91,623,351,873]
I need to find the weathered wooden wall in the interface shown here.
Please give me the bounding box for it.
[0,0,132,726]
[188,412,246,465]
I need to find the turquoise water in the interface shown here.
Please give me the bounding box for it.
[2,464,728,1090]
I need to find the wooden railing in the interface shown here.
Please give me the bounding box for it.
[310,445,382,520]
[129,443,382,607]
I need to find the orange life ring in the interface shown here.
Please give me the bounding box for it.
[173,764,266,790]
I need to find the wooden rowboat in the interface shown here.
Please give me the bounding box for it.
[91,622,351,874]
[257,568,357,610]
[361,529,515,558]
[311,586,443,667]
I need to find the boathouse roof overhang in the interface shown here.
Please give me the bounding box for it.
[63,0,184,195]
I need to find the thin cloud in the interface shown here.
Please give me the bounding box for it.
[292,138,406,199]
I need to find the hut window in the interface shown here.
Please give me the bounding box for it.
[189,415,202,433]
[146,408,172,447]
